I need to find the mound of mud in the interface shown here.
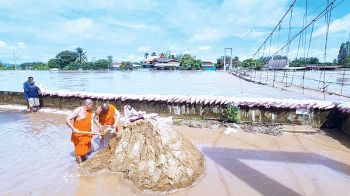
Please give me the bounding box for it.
[81,119,205,192]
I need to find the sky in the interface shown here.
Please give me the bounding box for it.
[0,0,349,64]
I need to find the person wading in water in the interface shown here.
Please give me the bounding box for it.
[65,99,100,164]
[94,101,121,149]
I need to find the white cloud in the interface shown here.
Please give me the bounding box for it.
[124,54,143,62]
[314,13,350,37]
[234,29,269,39]
[46,18,96,43]
[0,41,6,48]
[17,42,27,49]
[137,46,151,53]
[108,19,161,33]
[60,18,94,36]
[0,0,345,63]
[198,45,211,51]
[189,28,226,42]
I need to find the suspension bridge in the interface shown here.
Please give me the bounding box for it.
[227,0,350,99]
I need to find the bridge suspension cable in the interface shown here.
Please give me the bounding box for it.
[253,0,297,58]
[272,0,344,57]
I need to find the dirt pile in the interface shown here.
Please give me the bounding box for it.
[81,119,205,192]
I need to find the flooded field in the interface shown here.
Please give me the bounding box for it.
[1,70,349,102]
[1,107,350,196]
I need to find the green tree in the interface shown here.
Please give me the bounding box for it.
[258,56,272,64]
[0,63,4,70]
[337,42,350,65]
[215,57,224,69]
[289,57,320,67]
[33,62,48,70]
[175,54,183,61]
[56,50,78,69]
[93,59,110,70]
[107,55,113,63]
[215,56,235,70]
[272,55,287,60]
[48,58,59,69]
[82,62,94,70]
[19,62,34,70]
[179,54,202,70]
[232,56,240,67]
[4,65,15,70]
[144,52,149,59]
[75,47,87,66]
[107,55,113,69]
[63,62,80,70]
[119,61,133,70]
[193,59,202,70]
[241,58,262,70]
[151,52,157,56]
[179,54,193,70]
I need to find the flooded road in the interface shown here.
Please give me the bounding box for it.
[1,108,350,195]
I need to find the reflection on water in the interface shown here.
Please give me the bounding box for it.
[1,70,348,101]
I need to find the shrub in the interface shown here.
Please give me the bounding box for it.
[223,105,240,123]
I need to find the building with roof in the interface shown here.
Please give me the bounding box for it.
[202,61,216,70]
[142,56,180,69]
[268,59,289,70]
[153,57,180,70]
[112,62,122,70]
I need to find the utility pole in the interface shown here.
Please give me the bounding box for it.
[224,48,232,71]
[13,52,17,70]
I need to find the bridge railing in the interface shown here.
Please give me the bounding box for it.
[229,67,350,98]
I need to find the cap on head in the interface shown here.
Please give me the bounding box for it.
[101,101,109,111]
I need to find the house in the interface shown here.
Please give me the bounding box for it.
[112,62,122,70]
[268,59,289,70]
[132,62,142,69]
[142,55,159,69]
[202,61,216,70]
[153,57,180,70]
[143,56,180,69]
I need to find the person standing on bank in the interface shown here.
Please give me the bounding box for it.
[23,77,33,111]
[27,81,41,112]
[66,99,100,164]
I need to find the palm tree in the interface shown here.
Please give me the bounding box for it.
[144,52,149,59]
[75,47,87,66]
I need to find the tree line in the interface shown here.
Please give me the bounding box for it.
[1,41,349,71]
[0,47,115,71]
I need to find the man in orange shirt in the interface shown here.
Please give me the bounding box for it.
[94,101,121,149]
[66,99,100,164]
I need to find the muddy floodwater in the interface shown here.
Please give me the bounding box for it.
[1,108,350,196]
[1,70,349,102]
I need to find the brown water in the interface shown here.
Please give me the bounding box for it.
[1,108,350,196]
[1,70,349,102]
